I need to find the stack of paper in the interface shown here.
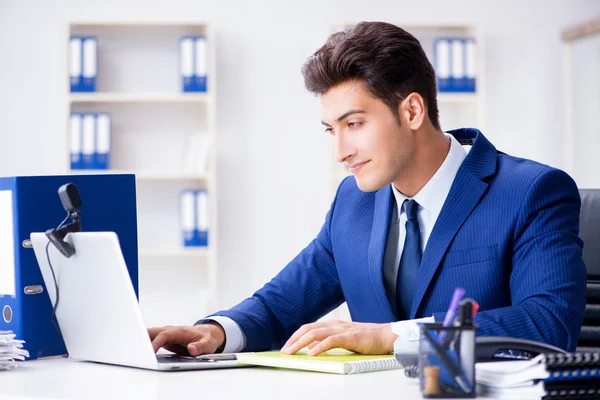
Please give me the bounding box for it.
[476,354,548,398]
[0,330,29,370]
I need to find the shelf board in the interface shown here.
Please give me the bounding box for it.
[69,169,207,181]
[437,93,479,103]
[69,93,211,104]
[70,21,210,28]
[139,248,209,258]
[340,21,478,31]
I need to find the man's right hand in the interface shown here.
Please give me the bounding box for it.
[148,322,225,356]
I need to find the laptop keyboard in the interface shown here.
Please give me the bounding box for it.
[156,354,237,363]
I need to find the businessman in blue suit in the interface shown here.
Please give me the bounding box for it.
[149,22,586,355]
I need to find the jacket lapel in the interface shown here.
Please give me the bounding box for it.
[367,185,397,321]
[410,129,498,318]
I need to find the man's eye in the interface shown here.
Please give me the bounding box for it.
[324,128,333,135]
[348,122,362,128]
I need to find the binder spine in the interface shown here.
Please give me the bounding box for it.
[450,38,465,92]
[464,38,476,92]
[95,113,111,170]
[81,36,97,92]
[180,190,197,246]
[69,36,83,92]
[194,36,207,92]
[195,189,208,247]
[434,38,450,92]
[180,37,195,92]
[0,183,21,342]
[81,113,96,169]
[69,113,82,170]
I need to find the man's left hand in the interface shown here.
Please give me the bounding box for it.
[281,320,398,356]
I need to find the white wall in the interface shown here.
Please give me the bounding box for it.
[1,0,598,318]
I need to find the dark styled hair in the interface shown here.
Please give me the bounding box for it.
[302,21,440,130]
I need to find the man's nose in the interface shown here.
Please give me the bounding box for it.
[334,132,356,163]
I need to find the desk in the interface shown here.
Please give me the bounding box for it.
[0,358,491,400]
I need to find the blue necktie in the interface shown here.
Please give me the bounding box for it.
[396,199,422,320]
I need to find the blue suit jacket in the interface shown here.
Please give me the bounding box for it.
[213,129,587,352]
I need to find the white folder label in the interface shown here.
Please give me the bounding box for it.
[465,39,476,79]
[180,38,194,78]
[82,114,96,156]
[180,191,195,232]
[0,190,15,297]
[69,114,82,154]
[435,39,450,79]
[195,37,207,77]
[451,39,464,79]
[195,191,208,231]
[82,38,97,78]
[69,37,82,78]
[96,113,111,154]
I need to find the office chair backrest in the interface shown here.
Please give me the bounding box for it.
[577,189,600,350]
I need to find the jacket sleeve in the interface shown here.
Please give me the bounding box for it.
[435,169,587,351]
[207,179,348,351]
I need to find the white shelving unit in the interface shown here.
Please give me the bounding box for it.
[562,17,600,188]
[324,22,485,322]
[70,93,211,104]
[65,21,218,327]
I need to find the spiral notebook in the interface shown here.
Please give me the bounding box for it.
[477,350,600,399]
[236,349,401,374]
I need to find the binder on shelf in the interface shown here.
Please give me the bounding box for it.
[464,38,476,92]
[69,113,83,170]
[0,174,139,359]
[69,36,83,92]
[95,113,111,170]
[434,38,451,92]
[181,133,211,176]
[450,38,466,92]
[180,37,195,92]
[195,189,208,247]
[194,36,208,92]
[81,113,96,169]
[81,36,97,92]
[434,37,476,93]
[180,190,197,246]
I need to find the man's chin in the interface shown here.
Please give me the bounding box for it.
[354,177,387,193]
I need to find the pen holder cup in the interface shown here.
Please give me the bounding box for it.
[418,323,476,398]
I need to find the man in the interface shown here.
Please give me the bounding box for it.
[149,21,586,356]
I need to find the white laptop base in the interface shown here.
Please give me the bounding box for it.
[30,232,243,371]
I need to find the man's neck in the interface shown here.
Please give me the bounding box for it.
[393,129,451,198]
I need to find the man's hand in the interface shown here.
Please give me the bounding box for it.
[148,322,225,356]
[281,320,398,356]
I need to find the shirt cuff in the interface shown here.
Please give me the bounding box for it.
[197,316,246,353]
[391,316,434,354]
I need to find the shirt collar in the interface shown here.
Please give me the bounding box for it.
[391,134,468,220]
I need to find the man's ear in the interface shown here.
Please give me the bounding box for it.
[397,93,426,130]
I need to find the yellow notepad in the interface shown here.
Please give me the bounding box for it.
[236,349,402,374]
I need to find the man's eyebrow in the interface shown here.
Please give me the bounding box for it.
[321,109,366,126]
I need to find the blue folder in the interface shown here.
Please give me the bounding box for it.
[0,174,138,359]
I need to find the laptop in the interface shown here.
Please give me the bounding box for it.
[30,231,244,371]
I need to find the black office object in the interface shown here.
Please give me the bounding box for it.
[475,336,567,362]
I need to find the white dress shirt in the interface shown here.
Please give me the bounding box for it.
[207,134,470,353]
[388,134,469,351]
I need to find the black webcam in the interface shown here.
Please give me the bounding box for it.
[45,183,83,258]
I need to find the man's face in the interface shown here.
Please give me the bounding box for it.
[320,80,416,192]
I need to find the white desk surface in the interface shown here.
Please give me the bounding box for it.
[0,358,493,400]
